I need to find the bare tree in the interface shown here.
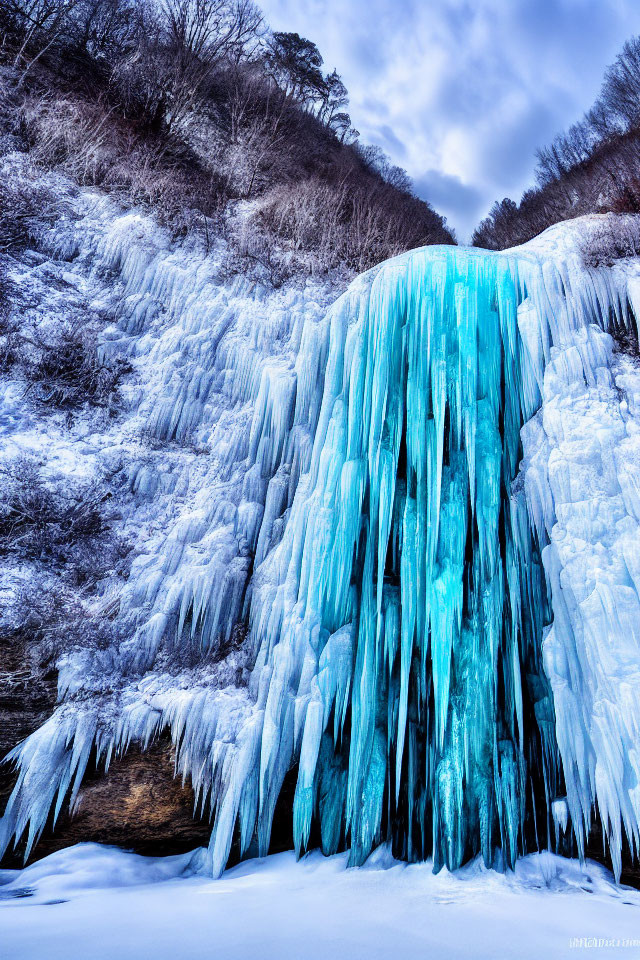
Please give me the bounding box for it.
[4,0,81,84]
[67,0,141,61]
[160,0,264,131]
[600,36,640,130]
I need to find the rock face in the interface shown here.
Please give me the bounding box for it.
[0,665,211,866]
[0,628,58,861]
[0,624,209,866]
[23,741,212,863]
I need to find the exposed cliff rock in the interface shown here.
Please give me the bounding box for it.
[0,629,211,865]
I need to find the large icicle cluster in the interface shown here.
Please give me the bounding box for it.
[1,167,639,881]
[201,233,639,878]
[206,247,564,875]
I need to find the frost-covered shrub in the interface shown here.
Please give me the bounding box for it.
[26,320,130,410]
[219,221,293,287]
[0,458,128,586]
[126,160,229,240]
[0,576,119,672]
[21,93,231,237]
[580,215,640,268]
[256,170,451,274]
[0,263,20,370]
[0,262,11,319]
[0,170,60,252]
[23,94,117,186]
[0,459,103,556]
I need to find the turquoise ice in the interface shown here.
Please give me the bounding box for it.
[222,246,561,875]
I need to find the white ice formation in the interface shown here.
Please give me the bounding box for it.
[1,157,639,881]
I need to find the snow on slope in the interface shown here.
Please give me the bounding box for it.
[1,843,639,960]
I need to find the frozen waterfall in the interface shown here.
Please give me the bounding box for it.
[1,179,639,882]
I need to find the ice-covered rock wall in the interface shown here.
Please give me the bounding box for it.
[0,173,338,864]
[518,233,640,879]
[1,172,639,880]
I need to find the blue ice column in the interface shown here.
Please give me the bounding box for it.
[253,247,561,872]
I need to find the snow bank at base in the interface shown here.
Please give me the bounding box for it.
[1,843,639,960]
[0,842,205,899]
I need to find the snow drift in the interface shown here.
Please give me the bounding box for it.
[2,843,639,960]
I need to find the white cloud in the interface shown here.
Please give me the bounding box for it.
[259,0,640,239]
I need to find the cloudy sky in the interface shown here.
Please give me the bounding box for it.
[259,0,640,240]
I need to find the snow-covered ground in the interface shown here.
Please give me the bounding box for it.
[0,153,343,866]
[1,843,639,960]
